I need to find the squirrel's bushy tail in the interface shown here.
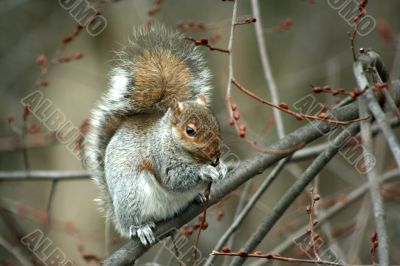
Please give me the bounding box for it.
[83,24,213,216]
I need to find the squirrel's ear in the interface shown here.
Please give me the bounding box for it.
[170,99,184,125]
[171,98,184,114]
[196,95,208,107]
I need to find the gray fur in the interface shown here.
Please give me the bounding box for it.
[105,114,226,244]
[83,25,226,245]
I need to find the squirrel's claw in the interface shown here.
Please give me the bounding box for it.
[217,161,228,179]
[195,193,207,204]
[200,162,227,182]
[130,222,156,246]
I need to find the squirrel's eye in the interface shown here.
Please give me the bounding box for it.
[186,126,196,136]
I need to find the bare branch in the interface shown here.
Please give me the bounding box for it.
[212,250,346,266]
[292,117,400,161]
[248,169,399,266]
[0,235,33,266]
[0,170,91,180]
[356,52,391,266]
[225,0,238,97]
[231,78,368,125]
[230,122,360,265]
[251,0,285,138]
[0,132,59,152]
[354,51,400,169]
[204,156,290,266]
[221,178,252,266]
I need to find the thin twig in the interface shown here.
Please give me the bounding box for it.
[0,132,58,152]
[225,0,238,97]
[212,251,346,266]
[251,0,285,138]
[232,78,368,125]
[21,115,31,173]
[45,180,58,229]
[349,0,368,61]
[0,170,91,180]
[193,182,211,264]
[307,188,321,260]
[313,177,347,262]
[184,37,230,53]
[234,16,256,26]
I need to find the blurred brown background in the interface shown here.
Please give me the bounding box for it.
[0,0,399,265]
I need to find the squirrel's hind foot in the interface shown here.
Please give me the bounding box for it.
[130,222,156,246]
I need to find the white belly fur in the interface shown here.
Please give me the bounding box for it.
[137,171,201,221]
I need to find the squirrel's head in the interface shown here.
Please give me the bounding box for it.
[168,96,221,166]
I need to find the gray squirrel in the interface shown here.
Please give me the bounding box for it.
[83,25,227,246]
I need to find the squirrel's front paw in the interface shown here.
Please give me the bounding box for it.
[130,222,156,246]
[217,161,228,179]
[200,162,227,182]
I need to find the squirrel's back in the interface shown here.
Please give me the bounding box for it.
[83,25,213,215]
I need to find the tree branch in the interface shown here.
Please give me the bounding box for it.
[0,170,91,180]
[225,0,238,97]
[246,169,399,266]
[251,0,285,138]
[204,156,291,266]
[358,96,389,266]
[354,50,400,169]
[0,234,33,266]
[354,50,394,266]
[291,116,400,161]
[230,121,360,265]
